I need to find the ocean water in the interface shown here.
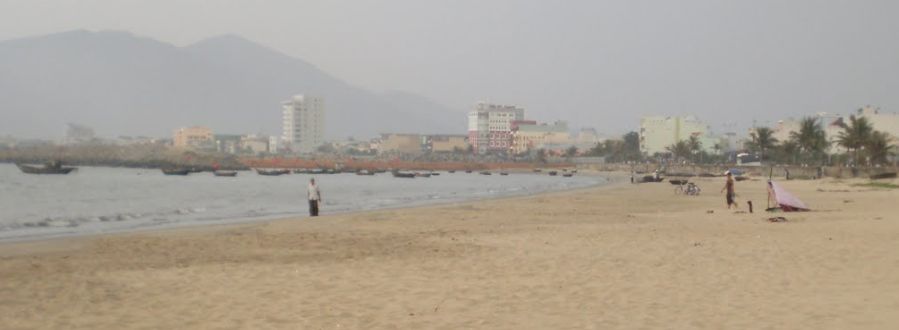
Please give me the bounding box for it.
[0,164,606,242]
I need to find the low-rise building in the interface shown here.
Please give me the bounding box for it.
[238,135,269,155]
[173,126,214,149]
[428,135,469,153]
[511,121,571,155]
[380,133,423,154]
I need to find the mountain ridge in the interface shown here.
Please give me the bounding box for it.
[0,30,462,139]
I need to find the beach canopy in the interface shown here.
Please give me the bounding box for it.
[768,181,809,212]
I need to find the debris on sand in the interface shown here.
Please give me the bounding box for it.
[767,217,788,222]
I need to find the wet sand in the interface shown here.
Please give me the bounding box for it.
[2,175,898,329]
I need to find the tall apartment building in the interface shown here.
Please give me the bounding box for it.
[467,102,525,154]
[282,95,324,153]
[639,116,716,155]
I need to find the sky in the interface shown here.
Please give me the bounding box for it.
[2,0,898,136]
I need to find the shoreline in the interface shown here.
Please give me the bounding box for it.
[2,175,897,329]
[0,171,623,247]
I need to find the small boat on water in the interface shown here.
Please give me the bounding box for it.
[548,171,558,176]
[533,169,542,173]
[392,170,416,178]
[161,168,191,176]
[430,172,441,176]
[500,172,509,176]
[415,172,432,178]
[256,168,290,176]
[16,161,77,175]
[465,170,473,173]
[213,170,238,177]
[562,173,574,177]
[356,169,376,176]
[479,171,492,176]
[448,170,456,173]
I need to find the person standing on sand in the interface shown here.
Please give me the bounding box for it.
[720,171,738,209]
[308,178,322,216]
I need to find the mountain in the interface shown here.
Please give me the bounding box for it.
[0,30,462,139]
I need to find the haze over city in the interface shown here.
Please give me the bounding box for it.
[2,0,899,139]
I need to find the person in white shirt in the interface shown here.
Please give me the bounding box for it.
[307,178,322,216]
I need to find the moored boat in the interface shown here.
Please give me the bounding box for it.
[392,170,416,178]
[548,171,558,176]
[256,168,290,176]
[16,162,77,175]
[213,170,238,177]
[161,168,191,176]
[479,171,492,175]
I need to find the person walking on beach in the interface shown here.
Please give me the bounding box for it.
[720,171,738,209]
[307,178,322,216]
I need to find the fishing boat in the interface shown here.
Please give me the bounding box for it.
[562,173,574,177]
[448,170,456,173]
[533,169,542,173]
[256,168,290,176]
[161,168,191,175]
[392,170,416,178]
[415,172,432,178]
[500,172,509,176]
[465,170,473,173]
[548,171,558,176]
[213,170,238,177]
[356,169,376,176]
[479,171,492,175]
[16,161,77,175]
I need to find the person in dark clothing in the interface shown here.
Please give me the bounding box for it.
[307,178,322,216]
[721,171,738,209]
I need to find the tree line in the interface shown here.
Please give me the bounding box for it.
[745,115,895,166]
[582,114,896,166]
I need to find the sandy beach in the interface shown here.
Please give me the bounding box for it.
[2,174,898,329]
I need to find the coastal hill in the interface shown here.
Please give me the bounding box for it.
[0,30,462,139]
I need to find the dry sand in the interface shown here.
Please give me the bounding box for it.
[2,175,898,329]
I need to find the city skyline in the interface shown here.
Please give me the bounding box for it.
[2,1,899,138]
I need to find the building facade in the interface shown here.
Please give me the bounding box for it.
[379,133,423,154]
[511,121,571,155]
[467,102,525,154]
[173,126,214,149]
[282,95,324,153]
[427,135,469,153]
[639,116,715,155]
[857,105,899,140]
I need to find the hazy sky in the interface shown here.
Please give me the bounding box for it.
[2,0,898,135]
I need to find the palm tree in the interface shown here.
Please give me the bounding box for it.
[790,117,828,163]
[836,115,874,166]
[779,140,800,164]
[866,131,895,165]
[748,127,778,162]
[666,140,691,163]
[686,135,702,163]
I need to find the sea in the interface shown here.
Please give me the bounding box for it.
[0,164,607,242]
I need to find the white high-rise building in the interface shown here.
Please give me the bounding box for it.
[282,95,324,153]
